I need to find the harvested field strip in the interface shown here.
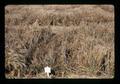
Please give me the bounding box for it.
[5,5,114,26]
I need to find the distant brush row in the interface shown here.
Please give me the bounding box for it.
[5,8,114,26]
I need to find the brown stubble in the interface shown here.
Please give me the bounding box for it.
[5,5,114,79]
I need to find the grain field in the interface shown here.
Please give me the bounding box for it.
[5,5,114,79]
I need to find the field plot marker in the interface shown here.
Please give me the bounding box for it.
[44,66,51,78]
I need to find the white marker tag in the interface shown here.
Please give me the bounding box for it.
[44,66,51,73]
